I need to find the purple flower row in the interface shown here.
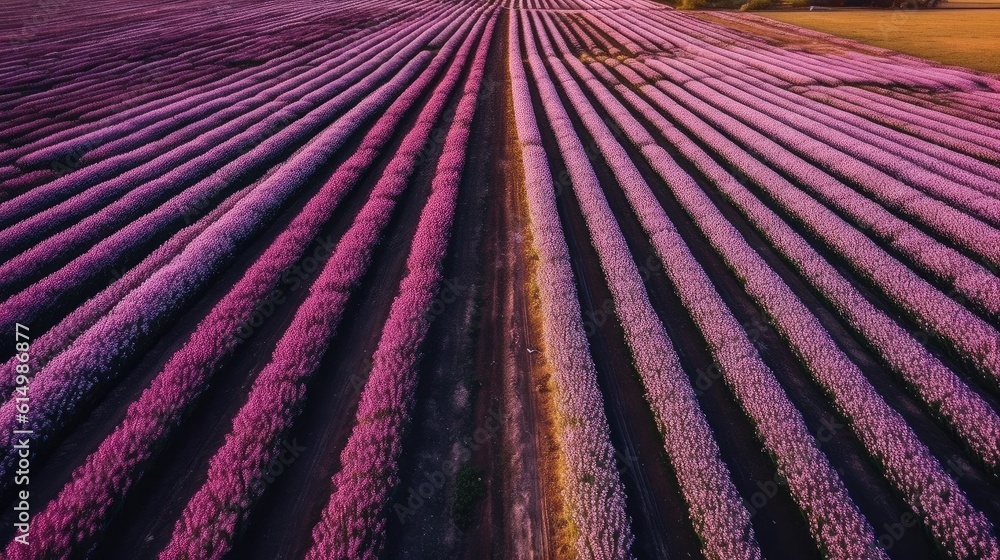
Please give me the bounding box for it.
[628,69,1000,390]
[0,180,252,400]
[0,0,403,144]
[0,17,435,272]
[556,6,1000,556]
[0,16,441,339]
[678,77,1000,269]
[0,27,449,492]
[695,77,1000,228]
[700,71,1000,318]
[804,87,1000,166]
[1,11,470,560]
[6,6,396,170]
[601,54,999,558]
[0,1,417,172]
[529,12,762,560]
[588,54,1000,471]
[548,10,886,558]
[157,11,489,559]
[306,15,495,558]
[509,12,635,560]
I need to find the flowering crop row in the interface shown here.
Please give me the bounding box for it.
[694,78,1000,228]
[830,86,1000,151]
[802,87,1000,166]
[526,13,760,560]
[667,137,999,560]
[623,67,1000,390]
[0,19,441,288]
[306,15,495,558]
[580,50,999,557]
[508,12,635,560]
[0,15,445,339]
[640,8,986,93]
[0,0,408,154]
[157,11,491,559]
[11,20,391,171]
[3,0,1000,556]
[700,72,1000,319]
[0,15,395,226]
[0,23,451,490]
[704,10,1000,93]
[572,16,1000,465]
[0,18,250,149]
[0,180,253,400]
[550,5,1000,557]
[533,14,887,560]
[0,35,390,257]
[2,10,482,560]
[665,72,1000,268]
[708,74,1000,202]
[577,53,1000,472]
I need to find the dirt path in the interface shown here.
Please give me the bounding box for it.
[377,15,502,559]
[500,10,558,560]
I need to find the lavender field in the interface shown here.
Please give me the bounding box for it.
[1,0,999,558]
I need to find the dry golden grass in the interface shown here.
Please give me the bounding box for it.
[762,9,1000,74]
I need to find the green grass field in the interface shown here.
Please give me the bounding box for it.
[762,9,1000,74]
